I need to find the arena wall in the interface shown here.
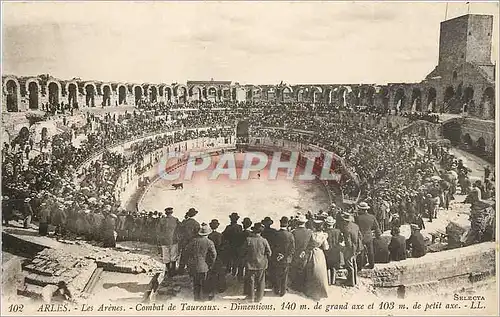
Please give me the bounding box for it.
[117,137,236,210]
[359,242,496,297]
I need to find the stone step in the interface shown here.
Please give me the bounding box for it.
[17,283,44,299]
[24,273,67,287]
[22,261,68,277]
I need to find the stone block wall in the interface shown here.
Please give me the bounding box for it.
[360,242,496,296]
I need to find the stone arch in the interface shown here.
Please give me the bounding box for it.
[133,85,143,105]
[426,87,437,112]
[164,86,173,102]
[26,79,40,110]
[84,82,97,107]
[443,86,455,113]
[3,77,20,112]
[295,87,306,102]
[207,85,218,102]
[311,86,323,103]
[189,85,203,101]
[378,87,390,113]
[175,85,187,104]
[394,87,406,113]
[47,80,61,107]
[102,84,112,106]
[481,87,495,120]
[65,82,78,107]
[117,84,127,105]
[149,85,158,103]
[463,86,474,113]
[411,88,422,112]
[281,85,293,102]
[442,120,462,145]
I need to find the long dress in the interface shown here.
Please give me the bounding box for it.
[303,231,329,300]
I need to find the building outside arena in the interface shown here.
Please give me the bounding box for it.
[1,2,498,317]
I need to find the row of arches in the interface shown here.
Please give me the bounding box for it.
[3,77,496,118]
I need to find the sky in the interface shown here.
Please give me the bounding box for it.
[2,1,498,85]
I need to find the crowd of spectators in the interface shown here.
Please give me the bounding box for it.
[2,100,495,250]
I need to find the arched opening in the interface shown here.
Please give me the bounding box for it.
[476,137,486,154]
[222,88,231,100]
[236,120,249,144]
[442,120,462,145]
[266,89,275,100]
[68,83,78,107]
[394,88,405,113]
[207,87,217,102]
[312,87,322,103]
[41,127,48,141]
[297,89,305,102]
[28,81,39,110]
[85,84,96,107]
[443,86,455,113]
[150,86,158,103]
[190,86,201,101]
[427,87,437,112]
[102,85,111,106]
[134,86,143,105]
[482,87,495,119]
[164,87,172,102]
[341,87,353,107]
[351,87,360,106]
[5,79,19,112]
[282,87,292,102]
[48,82,60,107]
[411,88,422,112]
[177,87,187,104]
[118,86,127,105]
[18,127,29,142]
[463,87,474,113]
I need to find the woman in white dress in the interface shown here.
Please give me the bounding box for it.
[303,219,329,300]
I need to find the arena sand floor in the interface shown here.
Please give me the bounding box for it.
[140,153,331,228]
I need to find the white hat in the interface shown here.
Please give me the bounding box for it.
[357,202,370,210]
[296,214,307,223]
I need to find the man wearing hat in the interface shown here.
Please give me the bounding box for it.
[238,217,253,284]
[22,197,34,229]
[290,214,312,292]
[222,212,242,276]
[183,223,217,301]
[207,219,226,297]
[261,216,277,289]
[406,224,427,258]
[324,216,343,285]
[271,216,295,296]
[242,222,271,302]
[355,202,381,270]
[341,211,363,287]
[388,227,406,262]
[179,208,201,274]
[159,207,180,277]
